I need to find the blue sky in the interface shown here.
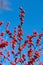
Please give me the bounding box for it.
[0,0,43,65]
[0,0,43,34]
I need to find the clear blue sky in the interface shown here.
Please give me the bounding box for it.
[0,0,43,65]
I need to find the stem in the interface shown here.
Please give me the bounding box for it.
[19,40,22,65]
